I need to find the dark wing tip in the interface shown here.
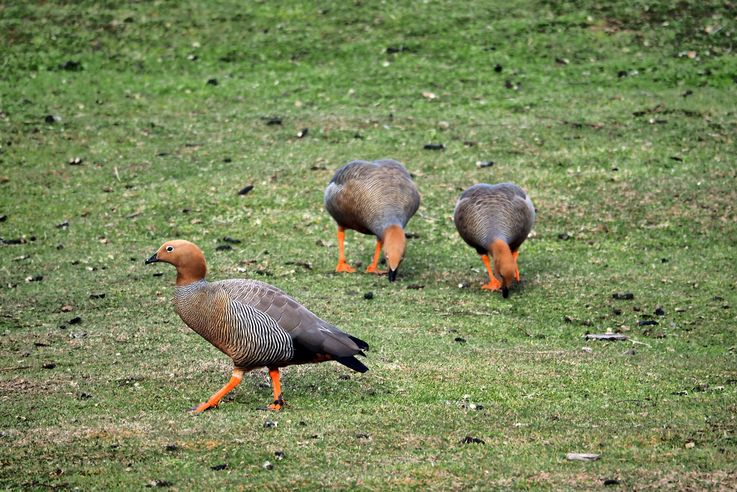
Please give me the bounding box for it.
[349,335,369,351]
[337,356,369,373]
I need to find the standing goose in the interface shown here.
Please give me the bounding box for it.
[324,159,420,281]
[145,240,368,412]
[453,183,535,298]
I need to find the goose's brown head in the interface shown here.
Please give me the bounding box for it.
[382,224,406,282]
[145,240,207,286]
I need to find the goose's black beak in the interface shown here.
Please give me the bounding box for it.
[388,269,397,282]
[145,253,159,264]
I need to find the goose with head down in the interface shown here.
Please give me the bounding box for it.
[453,182,535,298]
[324,159,421,281]
[145,240,369,412]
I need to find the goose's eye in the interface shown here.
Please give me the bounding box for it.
[166,246,174,252]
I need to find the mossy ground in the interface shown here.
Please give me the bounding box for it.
[1,1,736,489]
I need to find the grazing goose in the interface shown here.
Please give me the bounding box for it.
[324,159,420,281]
[145,240,368,412]
[453,183,535,297]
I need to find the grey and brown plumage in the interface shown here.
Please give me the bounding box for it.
[324,159,420,281]
[453,183,535,297]
[145,240,368,412]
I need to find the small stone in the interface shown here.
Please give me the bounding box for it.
[363,292,374,300]
[146,479,173,488]
[210,464,227,471]
[215,244,232,251]
[458,282,469,289]
[623,349,636,356]
[581,347,593,353]
[423,143,445,150]
[557,232,571,240]
[61,305,73,312]
[566,452,600,461]
[454,337,466,344]
[165,444,178,452]
[262,461,273,470]
[612,308,622,315]
[461,436,485,444]
[654,307,665,316]
[264,117,282,126]
[494,64,503,72]
[0,215,6,222]
[355,432,370,439]
[685,441,695,449]
[68,316,82,325]
[338,374,350,381]
[603,479,620,486]
[612,292,634,300]
[222,236,242,244]
[206,78,219,86]
[60,60,83,71]
[297,128,308,138]
[476,160,494,168]
[675,307,686,312]
[44,114,59,124]
[68,157,83,166]
[89,293,106,299]
[274,451,285,460]
[42,362,56,369]
[238,184,254,195]
[56,220,70,229]
[263,420,277,428]
[637,320,658,326]
[25,275,43,283]
[406,284,424,290]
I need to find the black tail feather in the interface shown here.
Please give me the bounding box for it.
[337,356,369,373]
[349,335,369,351]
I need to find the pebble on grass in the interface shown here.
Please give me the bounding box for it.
[461,436,485,444]
[612,292,634,300]
[566,452,599,462]
[238,184,254,195]
[423,143,445,150]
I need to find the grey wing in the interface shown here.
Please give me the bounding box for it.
[221,280,364,358]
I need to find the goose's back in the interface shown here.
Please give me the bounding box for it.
[454,183,535,253]
[324,159,420,236]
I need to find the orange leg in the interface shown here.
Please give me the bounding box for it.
[480,254,503,291]
[191,369,244,413]
[335,227,356,273]
[267,368,287,411]
[512,250,520,281]
[365,240,386,274]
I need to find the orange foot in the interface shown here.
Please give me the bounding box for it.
[365,265,386,275]
[190,401,216,414]
[335,261,356,273]
[481,276,503,291]
[267,396,287,411]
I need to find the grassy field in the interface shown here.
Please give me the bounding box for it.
[1,0,736,489]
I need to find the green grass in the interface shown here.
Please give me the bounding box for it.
[1,0,736,489]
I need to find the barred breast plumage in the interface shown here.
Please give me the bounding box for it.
[324,159,421,281]
[146,239,369,412]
